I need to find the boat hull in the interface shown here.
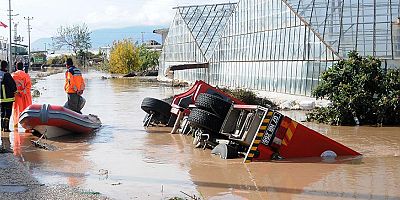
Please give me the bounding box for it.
[19,104,101,138]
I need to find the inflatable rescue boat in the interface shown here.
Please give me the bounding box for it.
[19,104,101,138]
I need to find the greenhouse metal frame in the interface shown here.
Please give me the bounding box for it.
[159,0,400,96]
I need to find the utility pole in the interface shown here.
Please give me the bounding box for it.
[8,0,18,72]
[141,32,145,44]
[24,16,33,72]
[8,0,12,71]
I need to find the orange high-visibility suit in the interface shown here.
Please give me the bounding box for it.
[64,66,85,94]
[12,70,32,127]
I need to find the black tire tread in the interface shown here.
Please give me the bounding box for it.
[141,97,171,116]
[188,108,223,133]
[195,93,232,118]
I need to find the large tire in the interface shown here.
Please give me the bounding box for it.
[162,96,174,104]
[141,97,171,116]
[195,93,232,118]
[188,108,223,133]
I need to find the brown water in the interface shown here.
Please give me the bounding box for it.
[2,71,400,200]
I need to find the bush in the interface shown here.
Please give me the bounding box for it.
[94,61,110,72]
[220,88,276,108]
[47,55,79,66]
[109,39,140,74]
[307,51,400,125]
[138,45,160,71]
[377,69,400,124]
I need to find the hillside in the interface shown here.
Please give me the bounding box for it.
[31,25,166,51]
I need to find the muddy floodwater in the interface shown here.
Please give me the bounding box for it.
[3,70,400,200]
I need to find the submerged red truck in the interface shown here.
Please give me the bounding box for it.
[141,80,361,162]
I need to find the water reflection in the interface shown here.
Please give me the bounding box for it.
[10,130,93,187]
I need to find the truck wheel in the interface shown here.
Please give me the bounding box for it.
[141,97,171,117]
[188,108,223,133]
[195,93,232,118]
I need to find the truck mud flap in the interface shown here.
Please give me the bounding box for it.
[244,111,361,163]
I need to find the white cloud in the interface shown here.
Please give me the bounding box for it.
[84,0,178,29]
[0,0,234,42]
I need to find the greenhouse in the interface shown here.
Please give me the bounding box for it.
[159,0,400,96]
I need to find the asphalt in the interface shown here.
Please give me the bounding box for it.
[0,146,110,200]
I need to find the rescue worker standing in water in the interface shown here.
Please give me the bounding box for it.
[64,58,85,114]
[0,61,17,132]
[12,62,32,128]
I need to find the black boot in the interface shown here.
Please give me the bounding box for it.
[3,118,11,132]
[1,118,4,132]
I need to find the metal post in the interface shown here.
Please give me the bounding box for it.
[8,0,12,72]
[24,16,33,73]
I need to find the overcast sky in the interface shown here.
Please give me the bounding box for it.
[0,0,234,42]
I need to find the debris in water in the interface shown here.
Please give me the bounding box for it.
[180,191,202,200]
[31,140,57,151]
[81,191,101,195]
[111,182,121,186]
[98,169,109,176]
[321,150,338,159]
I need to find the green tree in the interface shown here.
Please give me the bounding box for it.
[307,51,400,125]
[138,45,160,71]
[53,24,92,56]
[376,69,400,124]
[109,39,140,74]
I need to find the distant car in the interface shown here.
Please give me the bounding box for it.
[30,53,47,69]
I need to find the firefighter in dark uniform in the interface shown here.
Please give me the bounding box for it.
[0,61,17,132]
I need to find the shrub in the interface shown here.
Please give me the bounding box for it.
[307,51,400,125]
[220,88,276,108]
[377,69,400,124]
[109,39,140,74]
[138,45,160,71]
[47,55,79,66]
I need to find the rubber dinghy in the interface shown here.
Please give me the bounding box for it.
[19,104,101,138]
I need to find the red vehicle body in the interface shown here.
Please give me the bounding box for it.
[216,104,361,162]
[170,80,245,115]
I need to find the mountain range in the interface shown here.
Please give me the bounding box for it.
[31,25,167,52]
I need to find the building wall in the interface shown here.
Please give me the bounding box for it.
[0,41,8,61]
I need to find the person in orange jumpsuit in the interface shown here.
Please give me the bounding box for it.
[12,62,32,128]
[64,58,85,114]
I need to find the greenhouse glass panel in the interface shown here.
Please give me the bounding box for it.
[160,0,400,96]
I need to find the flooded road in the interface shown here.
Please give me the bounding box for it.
[3,70,400,199]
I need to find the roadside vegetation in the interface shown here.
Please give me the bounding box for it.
[108,39,140,74]
[47,55,77,66]
[307,51,400,126]
[220,88,277,109]
[99,39,160,75]
[46,52,102,68]
[138,45,160,71]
